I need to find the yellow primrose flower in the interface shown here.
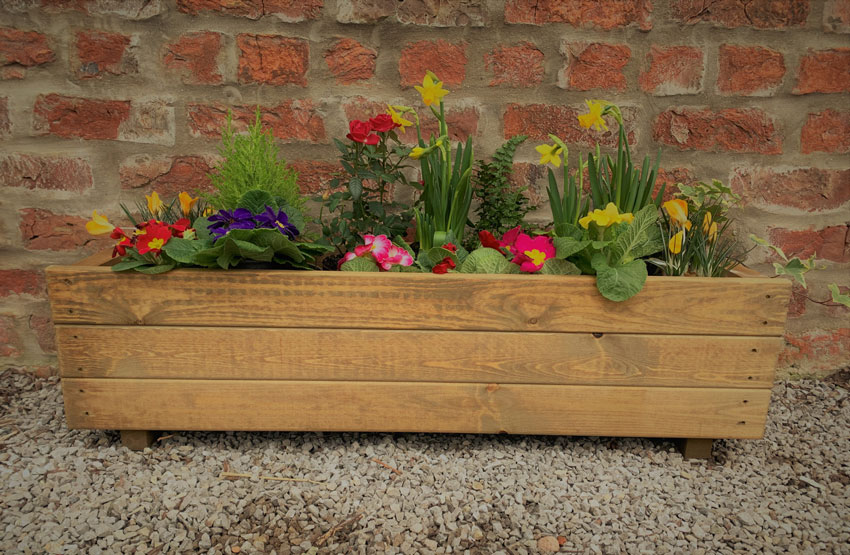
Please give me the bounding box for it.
[662,199,689,227]
[577,100,609,132]
[85,210,114,235]
[414,71,449,107]
[668,230,685,254]
[578,202,634,229]
[146,191,163,216]
[387,105,413,131]
[535,143,562,167]
[178,192,198,217]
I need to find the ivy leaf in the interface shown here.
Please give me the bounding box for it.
[774,258,810,288]
[341,256,379,272]
[552,236,590,259]
[541,258,581,275]
[750,234,788,262]
[828,283,850,308]
[591,252,647,302]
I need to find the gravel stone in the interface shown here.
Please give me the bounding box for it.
[0,369,848,553]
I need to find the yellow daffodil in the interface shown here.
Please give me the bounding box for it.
[409,139,442,160]
[414,71,449,107]
[146,191,163,216]
[708,221,718,242]
[85,210,114,235]
[577,100,609,132]
[668,230,685,254]
[178,192,198,217]
[387,105,413,131]
[662,199,689,227]
[578,202,634,229]
[535,143,562,167]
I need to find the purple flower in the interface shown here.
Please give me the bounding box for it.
[255,206,299,238]
[207,208,255,239]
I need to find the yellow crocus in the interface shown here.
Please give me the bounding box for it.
[668,230,685,254]
[577,100,609,132]
[85,210,114,235]
[414,71,449,107]
[662,199,689,227]
[178,191,199,217]
[702,212,712,233]
[535,143,562,167]
[146,191,163,216]
[708,221,718,242]
[578,202,633,229]
[387,105,413,131]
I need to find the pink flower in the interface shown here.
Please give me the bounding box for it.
[512,233,555,273]
[376,243,413,271]
[354,234,391,258]
[337,251,357,269]
[500,226,522,254]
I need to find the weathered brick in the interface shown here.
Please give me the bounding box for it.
[824,0,850,32]
[801,110,850,154]
[29,312,55,354]
[787,283,807,318]
[19,208,107,251]
[559,42,630,91]
[717,45,785,95]
[33,94,130,140]
[324,38,376,84]
[732,167,850,212]
[187,102,326,143]
[0,27,54,72]
[289,160,343,194]
[794,48,850,94]
[399,40,467,87]
[654,167,697,200]
[119,99,175,146]
[672,0,809,28]
[503,104,634,148]
[653,108,782,154]
[0,315,22,358]
[74,29,136,79]
[0,270,45,298]
[163,32,222,85]
[337,0,486,26]
[39,0,164,19]
[237,34,308,87]
[177,0,321,21]
[508,162,546,206]
[780,328,850,373]
[505,0,652,30]
[639,45,704,95]
[120,154,216,196]
[769,225,850,263]
[0,154,93,192]
[485,42,544,88]
[0,97,9,137]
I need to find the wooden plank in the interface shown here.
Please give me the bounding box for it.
[120,430,157,450]
[62,379,771,439]
[45,266,790,335]
[677,438,714,459]
[56,326,780,388]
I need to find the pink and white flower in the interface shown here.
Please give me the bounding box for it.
[354,234,392,258]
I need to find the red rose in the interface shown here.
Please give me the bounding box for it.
[369,114,397,133]
[346,119,380,145]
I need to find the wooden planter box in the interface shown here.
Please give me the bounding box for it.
[46,251,790,458]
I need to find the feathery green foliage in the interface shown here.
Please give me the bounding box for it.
[472,135,533,239]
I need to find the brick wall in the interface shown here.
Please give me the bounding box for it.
[1,0,848,376]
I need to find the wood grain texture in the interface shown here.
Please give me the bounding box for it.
[45,266,791,335]
[62,378,771,439]
[56,326,780,388]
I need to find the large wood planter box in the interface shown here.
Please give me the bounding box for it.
[46,251,790,457]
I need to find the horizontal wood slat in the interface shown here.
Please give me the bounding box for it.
[46,266,790,335]
[62,379,771,439]
[57,326,781,388]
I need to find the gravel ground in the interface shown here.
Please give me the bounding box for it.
[1,369,848,554]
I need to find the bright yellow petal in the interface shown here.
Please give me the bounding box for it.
[146,191,163,215]
[708,222,718,242]
[619,212,634,224]
[662,199,688,226]
[85,210,114,235]
[702,212,712,233]
[178,192,198,217]
[578,215,592,229]
[409,147,425,159]
[668,230,684,254]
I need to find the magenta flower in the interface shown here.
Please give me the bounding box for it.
[512,233,555,273]
[354,234,392,258]
[375,243,414,271]
[499,226,522,255]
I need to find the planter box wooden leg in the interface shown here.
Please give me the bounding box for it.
[120,430,157,450]
[678,438,713,459]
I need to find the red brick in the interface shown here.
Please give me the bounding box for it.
[177,0,322,21]
[187,101,326,143]
[504,103,635,148]
[732,167,850,212]
[560,42,630,91]
[654,167,697,200]
[38,0,163,19]
[32,365,58,378]
[768,225,850,263]
[289,160,343,194]
[717,45,785,95]
[33,94,130,140]
[505,0,652,30]
[0,27,54,70]
[399,40,467,87]
[787,283,807,318]
[507,162,546,206]
[1,67,25,80]
[0,97,9,137]
[19,208,109,251]
[0,154,93,192]
[163,32,222,85]
[801,110,850,154]
[0,270,45,298]
[0,315,22,358]
[639,45,704,95]
[324,38,375,84]
[794,48,850,94]
[337,0,486,26]
[29,312,55,354]
[824,0,850,32]
[120,154,217,196]
[653,108,782,154]
[672,0,809,28]
[237,34,308,87]
[117,99,175,146]
[780,328,850,372]
[74,29,135,79]
[485,42,544,88]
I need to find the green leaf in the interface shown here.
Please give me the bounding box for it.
[163,238,205,264]
[111,258,148,272]
[591,253,647,302]
[135,263,176,275]
[828,283,850,308]
[774,258,809,288]
[349,178,362,200]
[554,222,583,240]
[459,248,516,274]
[611,204,659,263]
[541,258,581,275]
[238,189,275,214]
[552,236,591,259]
[341,256,379,272]
[750,234,788,262]
[193,216,214,242]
